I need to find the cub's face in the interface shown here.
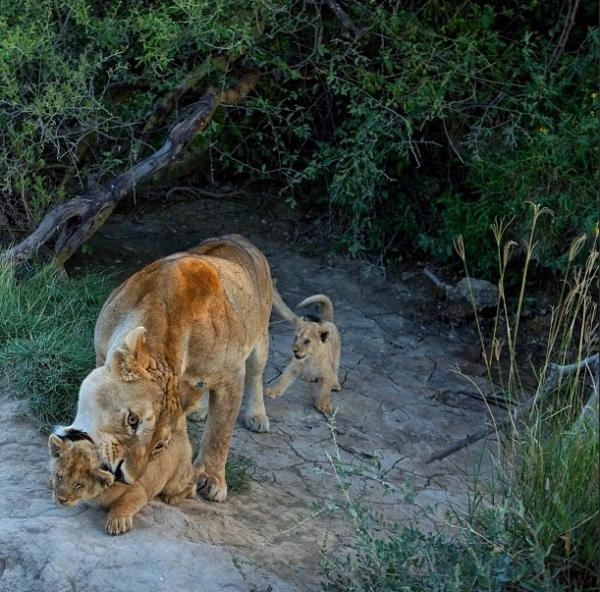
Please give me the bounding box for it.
[48,434,114,506]
[292,319,329,360]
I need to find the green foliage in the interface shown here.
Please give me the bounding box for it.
[0,1,597,276]
[225,454,257,494]
[0,260,111,429]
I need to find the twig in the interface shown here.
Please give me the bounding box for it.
[547,0,581,71]
[423,267,449,291]
[323,0,360,39]
[2,74,259,265]
[426,353,599,464]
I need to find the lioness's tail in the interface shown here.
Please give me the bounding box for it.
[272,283,298,324]
[297,294,335,322]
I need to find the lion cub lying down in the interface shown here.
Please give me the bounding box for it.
[48,415,196,535]
[266,292,341,415]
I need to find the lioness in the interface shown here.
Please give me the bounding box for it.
[49,414,196,535]
[55,235,275,503]
[266,292,342,415]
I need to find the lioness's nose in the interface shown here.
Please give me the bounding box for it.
[56,495,68,504]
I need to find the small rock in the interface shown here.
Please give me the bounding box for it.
[448,278,498,311]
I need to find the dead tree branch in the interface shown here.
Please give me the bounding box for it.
[324,0,360,39]
[426,353,599,464]
[2,74,258,265]
[547,0,581,71]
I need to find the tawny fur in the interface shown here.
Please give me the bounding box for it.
[266,290,342,415]
[57,235,274,504]
[48,414,196,535]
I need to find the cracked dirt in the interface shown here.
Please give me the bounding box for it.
[0,198,500,591]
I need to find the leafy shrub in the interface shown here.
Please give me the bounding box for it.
[0,1,597,276]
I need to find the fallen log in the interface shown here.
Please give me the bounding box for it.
[2,74,259,265]
[426,353,599,464]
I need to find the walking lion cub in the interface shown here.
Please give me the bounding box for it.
[266,290,342,415]
[48,414,196,535]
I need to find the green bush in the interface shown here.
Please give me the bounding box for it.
[1,1,597,276]
[0,261,111,428]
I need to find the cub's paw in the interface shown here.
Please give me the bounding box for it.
[315,399,334,417]
[245,412,270,433]
[105,514,133,535]
[196,473,228,503]
[264,387,280,399]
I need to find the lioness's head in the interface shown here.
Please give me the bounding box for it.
[292,317,330,360]
[48,434,114,506]
[55,327,175,484]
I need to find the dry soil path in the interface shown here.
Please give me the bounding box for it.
[1,199,498,591]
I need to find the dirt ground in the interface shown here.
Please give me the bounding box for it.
[1,197,502,592]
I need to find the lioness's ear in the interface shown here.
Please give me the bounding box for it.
[93,468,114,489]
[48,433,66,458]
[110,326,150,381]
[320,330,329,343]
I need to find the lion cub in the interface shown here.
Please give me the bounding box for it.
[266,291,342,415]
[48,415,196,535]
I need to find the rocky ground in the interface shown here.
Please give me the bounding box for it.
[0,197,503,591]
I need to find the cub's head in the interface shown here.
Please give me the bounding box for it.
[48,434,114,506]
[292,316,330,360]
[55,326,178,485]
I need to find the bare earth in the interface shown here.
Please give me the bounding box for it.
[0,198,497,592]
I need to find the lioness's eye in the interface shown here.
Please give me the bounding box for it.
[73,483,83,491]
[304,338,310,345]
[127,411,139,429]
[57,475,63,484]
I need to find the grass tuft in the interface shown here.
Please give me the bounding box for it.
[226,454,257,494]
[0,259,111,430]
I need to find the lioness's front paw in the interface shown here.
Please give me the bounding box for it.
[196,473,228,503]
[264,387,280,399]
[105,514,133,535]
[332,382,342,392]
[245,412,270,433]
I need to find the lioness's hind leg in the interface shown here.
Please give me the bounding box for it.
[244,330,270,433]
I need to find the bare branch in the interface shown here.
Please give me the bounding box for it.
[2,74,259,265]
[426,353,599,464]
[323,0,360,39]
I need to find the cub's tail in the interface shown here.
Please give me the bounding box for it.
[297,294,334,322]
[272,282,298,324]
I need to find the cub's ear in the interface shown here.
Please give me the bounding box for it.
[48,433,66,458]
[319,330,329,343]
[93,468,115,489]
[109,326,150,382]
